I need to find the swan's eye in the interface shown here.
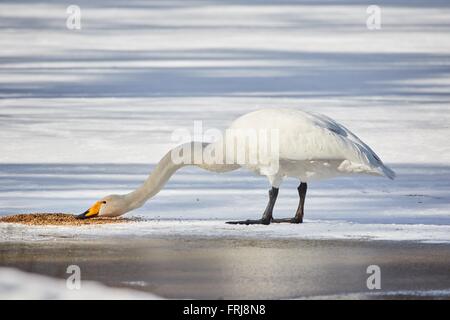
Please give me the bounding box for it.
[102,201,106,204]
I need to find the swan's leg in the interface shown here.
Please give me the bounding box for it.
[272,182,307,224]
[226,187,279,225]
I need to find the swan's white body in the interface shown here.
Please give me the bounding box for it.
[227,108,395,186]
[80,108,395,219]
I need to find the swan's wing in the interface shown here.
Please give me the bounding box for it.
[310,112,382,163]
[282,111,396,179]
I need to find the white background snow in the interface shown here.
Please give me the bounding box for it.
[0,267,161,299]
[0,0,450,242]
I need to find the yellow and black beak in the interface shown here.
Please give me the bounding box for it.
[76,201,103,219]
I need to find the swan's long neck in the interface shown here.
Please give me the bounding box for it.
[123,145,188,210]
[123,142,237,211]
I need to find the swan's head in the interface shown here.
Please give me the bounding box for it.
[76,195,129,219]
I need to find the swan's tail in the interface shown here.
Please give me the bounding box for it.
[378,164,396,180]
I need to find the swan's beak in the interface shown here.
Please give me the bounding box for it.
[76,201,102,219]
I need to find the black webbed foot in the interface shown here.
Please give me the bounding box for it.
[226,218,271,225]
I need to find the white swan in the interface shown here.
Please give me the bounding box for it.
[78,108,395,224]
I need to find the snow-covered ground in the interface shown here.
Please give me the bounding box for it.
[0,0,449,242]
[0,267,161,299]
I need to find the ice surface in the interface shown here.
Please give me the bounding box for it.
[297,289,450,300]
[0,0,449,242]
[1,218,450,243]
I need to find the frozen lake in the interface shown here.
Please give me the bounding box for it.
[1,0,450,240]
[1,0,450,300]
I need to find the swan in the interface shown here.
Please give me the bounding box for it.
[77,108,395,225]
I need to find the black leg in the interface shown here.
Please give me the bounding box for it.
[226,187,279,225]
[272,182,307,224]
